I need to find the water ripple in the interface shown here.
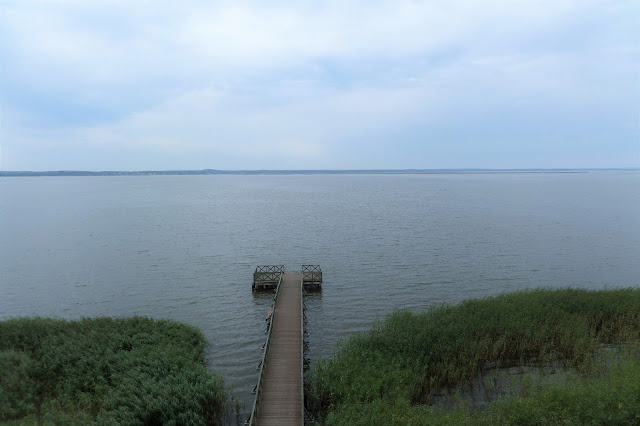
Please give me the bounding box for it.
[1,172,639,417]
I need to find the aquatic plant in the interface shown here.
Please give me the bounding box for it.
[307,288,640,425]
[0,316,231,425]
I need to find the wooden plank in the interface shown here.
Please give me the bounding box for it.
[256,272,302,426]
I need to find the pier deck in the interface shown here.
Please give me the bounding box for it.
[254,272,303,425]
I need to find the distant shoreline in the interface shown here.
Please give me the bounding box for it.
[1,168,637,177]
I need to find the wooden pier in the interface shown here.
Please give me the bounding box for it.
[248,266,322,425]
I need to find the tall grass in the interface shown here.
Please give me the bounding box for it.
[307,288,640,425]
[0,316,232,425]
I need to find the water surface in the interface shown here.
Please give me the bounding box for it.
[1,171,638,414]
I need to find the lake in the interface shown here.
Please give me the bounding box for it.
[1,171,638,415]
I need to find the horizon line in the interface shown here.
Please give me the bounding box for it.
[1,167,639,176]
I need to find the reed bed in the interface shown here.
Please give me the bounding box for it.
[0,316,231,425]
[307,288,640,425]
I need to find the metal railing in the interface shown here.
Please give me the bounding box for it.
[302,265,322,283]
[253,265,285,285]
[255,265,285,274]
[246,273,283,425]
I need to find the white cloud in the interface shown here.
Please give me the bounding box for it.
[3,0,612,85]
[1,0,637,169]
[56,82,420,162]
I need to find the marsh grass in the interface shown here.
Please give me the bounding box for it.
[0,316,231,425]
[307,288,640,425]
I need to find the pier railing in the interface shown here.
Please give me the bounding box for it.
[302,265,322,290]
[302,265,322,282]
[247,273,283,425]
[254,265,285,283]
[253,265,284,290]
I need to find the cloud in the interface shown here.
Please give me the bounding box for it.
[4,0,618,88]
[0,0,638,169]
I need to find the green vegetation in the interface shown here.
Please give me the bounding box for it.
[308,288,640,425]
[0,317,232,425]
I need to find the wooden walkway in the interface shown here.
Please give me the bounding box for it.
[254,272,303,425]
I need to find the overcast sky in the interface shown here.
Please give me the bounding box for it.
[0,0,638,171]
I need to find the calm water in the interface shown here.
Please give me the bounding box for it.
[1,172,639,414]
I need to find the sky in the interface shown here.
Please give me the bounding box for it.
[0,0,638,171]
